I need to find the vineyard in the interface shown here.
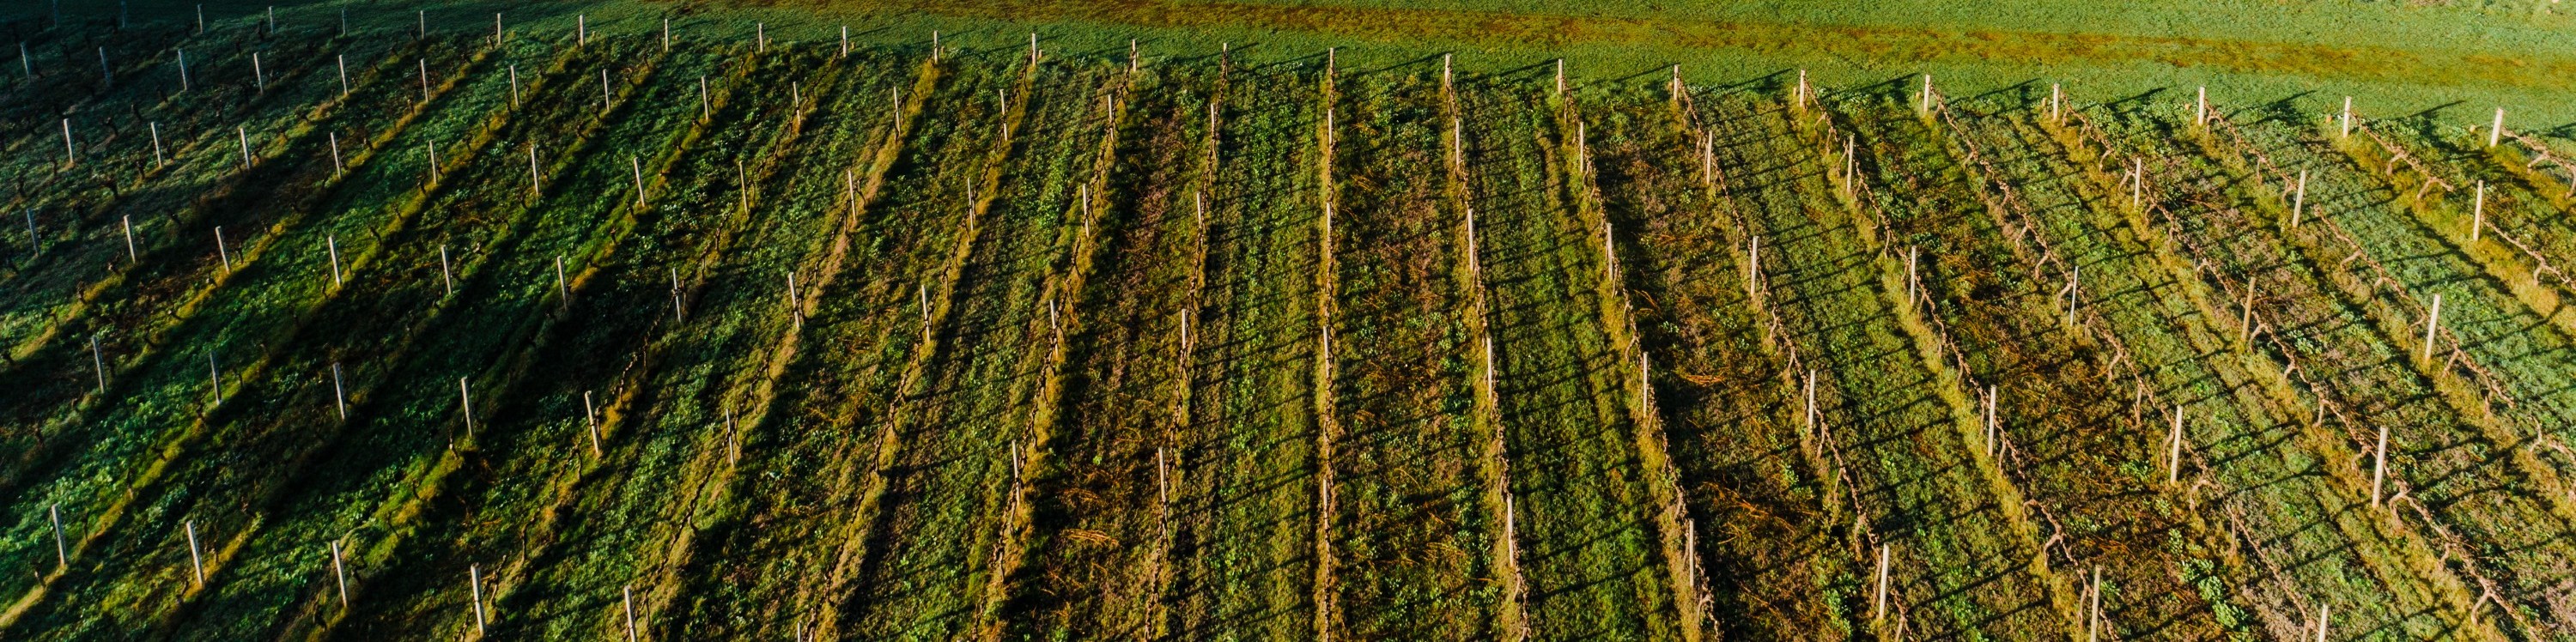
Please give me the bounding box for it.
[7,3,2576,641]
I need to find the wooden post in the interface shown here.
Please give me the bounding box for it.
[49,504,65,570]
[1795,69,1807,108]
[508,65,519,106]
[724,405,738,463]
[59,118,72,166]
[2195,86,2206,126]
[2291,170,2308,227]
[337,54,347,96]
[577,14,586,46]
[439,245,453,295]
[185,520,205,585]
[1802,370,1817,433]
[698,76,710,121]
[2371,421,2390,507]
[330,541,348,606]
[208,351,220,404]
[632,156,647,207]
[933,31,941,63]
[150,122,163,166]
[2129,158,2142,209]
[470,564,488,634]
[2489,108,2504,148]
[1553,58,1564,97]
[330,133,343,177]
[663,18,670,51]
[494,13,502,46]
[757,22,766,51]
[238,126,252,169]
[586,391,602,457]
[252,52,264,90]
[121,215,136,262]
[1872,543,1891,622]
[670,267,683,323]
[216,227,231,272]
[556,256,569,302]
[2166,406,2184,484]
[414,58,426,103]
[2421,294,2442,364]
[599,69,611,112]
[176,48,186,92]
[331,361,347,419]
[528,144,542,197]
[842,26,850,58]
[459,378,476,439]
[327,235,343,285]
[2463,180,2483,243]
[95,46,106,85]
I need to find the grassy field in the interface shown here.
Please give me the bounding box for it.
[7,1,2576,640]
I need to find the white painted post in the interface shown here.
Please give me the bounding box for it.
[529,144,542,197]
[416,58,427,102]
[216,227,231,272]
[1554,58,1564,97]
[330,133,343,177]
[150,122,163,166]
[2371,422,2390,507]
[238,126,252,169]
[633,157,647,207]
[623,584,638,642]
[556,256,568,302]
[327,235,343,285]
[439,245,453,295]
[337,54,347,96]
[2340,97,2353,138]
[2130,158,2142,209]
[2422,294,2443,363]
[1872,543,1891,622]
[252,52,264,90]
[2316,603,2330,642]
[842,26,850,58]
[494,13,502,46]
[92,336,106,392]
[1920,74,1934,115]
[2291,170,2308,227]
[1747,237,1762,298]
[585,391,602,457]
[2087,566,2101,642]
[577,14,586,46]
[663,18,670,51]
[600,69,611,112]
[2166,406,2184,484]
[757,22,767,51]
[331,361,347,419]
[508,65,519,106]
[459,377,476,439]
[699,76,710,122]
[2050,82,2062,124]
[60,118,73,165]
[670,267,683,323]
[185,519,204,585]
[2195,86,2206,126]
[121,215,136,262]
[1905,245,1919,303]
[470,564,488,635]
[330,541,348,605]
[2470,181,2484,242]
[49,504,65,570]
[176,48,186,92]
[2490,108,2504,148]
